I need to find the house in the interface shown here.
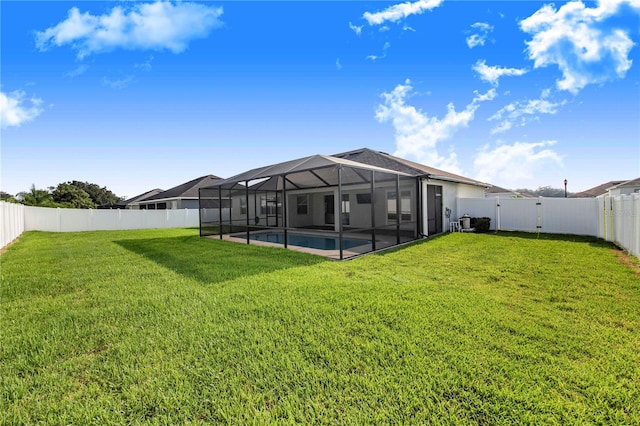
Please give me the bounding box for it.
[573,179,637,198]
[97,188,164,209]
[199,148,487,259]
[604,178,640,196]
[130,175,222,210]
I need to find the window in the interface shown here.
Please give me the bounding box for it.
[296,195,308,215]
[156,202,167,210]
[341,194,350,225]
[147,204,156,210]
[356,193,371,204]
[240,198,247,215]
[387,190,412,222]
[260,195,281,215]
[140,204,147,210]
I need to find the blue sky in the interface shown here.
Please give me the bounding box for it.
[2,0,639,199]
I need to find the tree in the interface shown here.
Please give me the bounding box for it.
[51,183,96,208]
[513,186,575,198]
[65,181,123,206]
[0,191,19,203]
[16,185,61,207]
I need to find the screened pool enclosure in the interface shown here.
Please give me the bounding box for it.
[199,155,421,259]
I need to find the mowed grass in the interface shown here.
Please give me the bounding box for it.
[1,229,639,424]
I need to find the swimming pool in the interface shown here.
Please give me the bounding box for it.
[247,231,371,251]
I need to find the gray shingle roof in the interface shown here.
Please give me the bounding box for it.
[144,175,222,201]
[573,180,628,197]
[204,154,412,191]
[332,148,488,187]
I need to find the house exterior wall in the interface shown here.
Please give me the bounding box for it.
[180,199,199,209]
[421,179,486,235]
[608,187,640,196]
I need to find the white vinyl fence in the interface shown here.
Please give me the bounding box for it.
[457,195,640,258]
[3,197,639,259]
[1,202,25,250]
[23,206,200,232]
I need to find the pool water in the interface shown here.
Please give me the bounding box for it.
[249,231,371,250]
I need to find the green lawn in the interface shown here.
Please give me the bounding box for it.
[1,229,638,424]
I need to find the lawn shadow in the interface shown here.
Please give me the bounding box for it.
[116,235,328,285]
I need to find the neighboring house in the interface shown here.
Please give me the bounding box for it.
[98,188,164,209]
[484,185,533,198]
[604,178,640,196]
[199,148,488,259]
[573,180,629,198]
[130,175,222,210]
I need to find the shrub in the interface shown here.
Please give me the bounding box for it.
[471,217,491,232]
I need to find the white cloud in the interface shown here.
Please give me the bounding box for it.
[366,42,391,62]
[0,91,44,129]
[375,79,495,172]
[336,58,342,70]
[473,88,497,103]
[135,55,154,72]
[65,64,89,78]
[35,1,223,59]
[349,21,363,36]
[466,22,493,48]
[473,60,527,86]
[102,75,135,89]
[489,93,566,134]
[363,0,443,26]
[520,0,640,93]
[473,140,563,185]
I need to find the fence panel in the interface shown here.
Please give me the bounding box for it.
[540,198,599,235]
[497,198,540,232]
[458,195,639,258]
[22,207,199,232]
[25,206,60,232]
[1,202,25,249]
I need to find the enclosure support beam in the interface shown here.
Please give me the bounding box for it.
[228,188,233,237]
[338,166,344,260]
[245,181,250,244]
[371,170,376,252]
[218,186,223,240]
[416,178,422,238]
[198,189,202,237]
[282,175,288,249]
[310,170,330,186]
[396,174,401,245]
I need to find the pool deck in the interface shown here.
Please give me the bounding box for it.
[211,231,397,260]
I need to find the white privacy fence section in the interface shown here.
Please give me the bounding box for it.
[0,204,231,249]
[457,195,640,258]
[1,202,25,249]
[22,206,200,232]
[608,195,640,259]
